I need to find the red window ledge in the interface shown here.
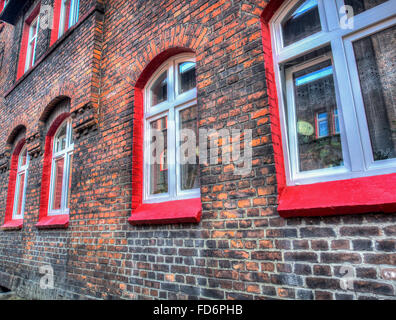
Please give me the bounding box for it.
[36,215,69,229]
[129,198,202,225]
[278,173,396,218]
[1,219,23,231]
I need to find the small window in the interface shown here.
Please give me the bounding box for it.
[48,118,74,215]
[25,14,40,71]
[58,0,80,38]
[13,145,29,220]
[144,54,199,203]
[271,0,396,185]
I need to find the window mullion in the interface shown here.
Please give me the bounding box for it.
[331,37,365,172]
[168,105,177,199]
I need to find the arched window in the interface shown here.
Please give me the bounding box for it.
[270,0,396,186]
[143,53,200,203]
[12,144,29,220]
[48,118,74,215]
[2,135,28,230]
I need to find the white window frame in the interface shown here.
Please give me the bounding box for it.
[48,118,74,216]
[25,14,40,72]
[58,0,80,38]
[270,0,396,186]
[143,53,200,204]
[12,145,29,220]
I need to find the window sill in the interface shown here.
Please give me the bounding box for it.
[36,214,69,229]
[278,173,396,217]
[128,198,202,225]
[1,219,23,230]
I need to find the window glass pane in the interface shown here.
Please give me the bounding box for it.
[151,71,168,106]
[344,0,388,15]
[282,0,321,47]
[150,117,168,194]
[178,62,196,94]
[52,157,65,210]
[15,173,25,216]
[317,112,329,137]
[288,55,344,172]
[179,106,199,191]
[353,25,396,161]
[55,125,67,152]
[67,154,73,207]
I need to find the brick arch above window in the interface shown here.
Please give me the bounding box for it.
[129,48,202,225]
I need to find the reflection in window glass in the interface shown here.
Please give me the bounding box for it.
[178,62,196,94]
[344,0,388,15]
[353,25,396,161]
[179,106,199,191]
[289,57,343,172]
[151,71,168,106]
[316,112,329,138]
[150,117,168,194]
[52,157,65,210]
[282,0,321,46]
[15,173,25,216]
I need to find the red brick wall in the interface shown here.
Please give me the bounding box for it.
[0,0,395,300]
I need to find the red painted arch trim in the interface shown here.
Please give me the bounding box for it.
[1,139,26,230]
[130,47,202,224]
[37,112,70,229]
[261,0,396,217]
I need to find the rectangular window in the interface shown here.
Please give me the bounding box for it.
[58,0,79,38]
[316,112,329,138]
[343,0,388,15]
[25,15,40,71]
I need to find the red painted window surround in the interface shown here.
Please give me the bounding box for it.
[261,0,396,218]
[128,47,202,225]
[36,113,70,229]
[1,139,25,230]
[16,2,41,80]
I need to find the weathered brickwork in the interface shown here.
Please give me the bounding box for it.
[0,0,395,300]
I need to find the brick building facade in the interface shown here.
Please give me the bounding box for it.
[0,0,395,300]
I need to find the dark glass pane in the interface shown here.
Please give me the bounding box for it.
[150,117,168,194]
[179,106,199,190]
[151,71,168,106]
[353,25,396,161]
[52,157,65,210]
[15,173,25,216]
[344,0,388,15]
[178,62,196,94]
[282,0,321,47]
[289,56,343,172]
